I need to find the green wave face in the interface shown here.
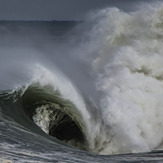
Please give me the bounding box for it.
[0,83,88,151]
[22,83,88,150]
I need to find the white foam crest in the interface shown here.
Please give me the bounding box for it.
[84,3,163,154]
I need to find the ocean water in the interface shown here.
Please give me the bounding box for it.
[1,3,163,163]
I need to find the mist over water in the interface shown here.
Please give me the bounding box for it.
[85,3,163,154]
[1,2,163,159]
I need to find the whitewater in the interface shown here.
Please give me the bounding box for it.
[1,2,163,162]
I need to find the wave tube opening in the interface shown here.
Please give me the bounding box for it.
[21,82,88,151]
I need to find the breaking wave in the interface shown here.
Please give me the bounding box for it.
[1,2,163,157]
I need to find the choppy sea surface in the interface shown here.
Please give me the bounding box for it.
[1,3,163,162]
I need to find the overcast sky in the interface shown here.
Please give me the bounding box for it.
[0,0,156,21]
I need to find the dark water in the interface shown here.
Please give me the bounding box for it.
[1,4,163,162]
